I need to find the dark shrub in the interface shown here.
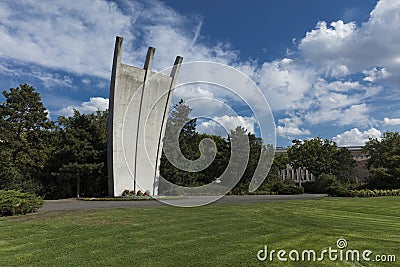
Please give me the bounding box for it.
[303,173,340,193]
[327,184,351,197]
[0,190,43,216]
[278,184,304,195]
[272,180,304,195]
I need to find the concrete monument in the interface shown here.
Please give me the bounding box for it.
[107,36,182,196]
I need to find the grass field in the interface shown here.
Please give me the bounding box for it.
[0,197,399,266]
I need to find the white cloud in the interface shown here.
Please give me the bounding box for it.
[0,0,134,78]
[363,67,389,82]
[0,0,396,139]
[299,0,400,83]
[254,58,316,111]
[305,103,371,126]
[58,97,109,117]
[173,86,214,101]
[197,116,255,137]
[32,71,73,88]
[298,76,381,127]
[333,128,382,146]
[81,78,91,85]
[299,20,357,76]
[0,62,73,88]
[0,0,240,78]
[276,116,310,138]
[383,117,400,126]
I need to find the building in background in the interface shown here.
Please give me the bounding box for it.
[275,146,369,185]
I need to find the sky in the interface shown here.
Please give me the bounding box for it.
[1,0,400,147]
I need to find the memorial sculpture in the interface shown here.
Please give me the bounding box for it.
[107,36,182,196]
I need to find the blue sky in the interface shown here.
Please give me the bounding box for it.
[1,0,400,147]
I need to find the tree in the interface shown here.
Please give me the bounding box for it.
[287,137,355,182]
[159,100,230,193]
[168,99,197,137]
[160,101,277,195]
[264,155,290,190]
[336,147,356,183]
[160,100,198,189]
[363,131,400,189]
[0,84,55,194]
[43,110,108,198]
[229,128,265,194]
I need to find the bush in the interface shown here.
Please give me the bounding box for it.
[0,190,43,216]
[303,173,340,193]
[270,180,304,195]
[278,184,304,195]
[327,184,351,197]
[328,188,400,197]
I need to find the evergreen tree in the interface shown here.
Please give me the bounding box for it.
[159,100,230,193]
[44,110,108,198]
[0,84,55,194]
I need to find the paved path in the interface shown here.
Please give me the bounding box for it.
[39,194,327,212]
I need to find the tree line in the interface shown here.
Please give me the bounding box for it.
[1,85,399,198]
[0,85,107,198]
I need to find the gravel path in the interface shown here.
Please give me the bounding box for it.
[39,194,328,212]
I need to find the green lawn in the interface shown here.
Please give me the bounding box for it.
[0,197,399,266]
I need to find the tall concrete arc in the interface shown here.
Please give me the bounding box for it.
[107,36,182,196]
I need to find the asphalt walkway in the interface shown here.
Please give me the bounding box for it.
[39,194,327,211]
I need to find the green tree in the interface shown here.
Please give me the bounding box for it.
[0,84,55,194]
[363,131,400,189]
[159,100,230,193]
[288,137,355,182]
[44,110,108,198]
[160,101,277,195]
[160,100,198,189]
[336,147,356,183]
[262,155,290,192]
[230,128,260,194]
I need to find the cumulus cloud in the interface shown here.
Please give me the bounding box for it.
[58,97,109,117]
[197,116,255,137]
[276,116,310,138]
[254,58,316,111]
[299,0,400,84]
[305,103,371,127]
[253,56,380,127]
[383,117,400,126]
[332,128,382,146]
[363,67,389,82]
[173,86,214,102]
[171,86,234,120]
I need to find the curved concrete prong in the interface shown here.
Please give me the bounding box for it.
[143,47,155,71]
[170,56,183,79]
[107,36,123,197]
[152,56,183,195]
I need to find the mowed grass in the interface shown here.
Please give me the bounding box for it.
[0,197,399,267]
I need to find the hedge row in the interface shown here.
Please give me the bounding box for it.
[0,190,43,216]
[329,188,400,197]
[277,184,304,195]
